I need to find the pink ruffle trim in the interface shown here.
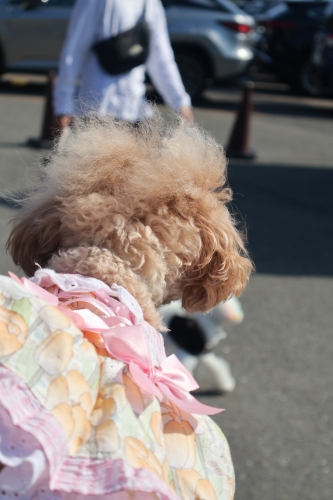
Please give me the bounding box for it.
[0,366,177,500]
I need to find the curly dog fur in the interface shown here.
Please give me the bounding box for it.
[7,113,253,330]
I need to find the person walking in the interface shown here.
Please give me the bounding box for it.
[54,0,193,127]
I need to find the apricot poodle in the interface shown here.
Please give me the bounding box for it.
[7,113,253,330]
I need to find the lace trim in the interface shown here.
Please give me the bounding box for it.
[30,269,166,366]
[31,270,144,324]
[0,366,177,500]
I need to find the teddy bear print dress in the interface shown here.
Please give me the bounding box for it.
[0,269,234,500]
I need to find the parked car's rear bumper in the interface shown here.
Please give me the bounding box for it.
[214,51,254,80]
[170,31,254,81]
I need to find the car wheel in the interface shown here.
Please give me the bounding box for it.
[288,59,325,97]
[174,49,208,99]
[298,60,325,97]
[0,43,5,75]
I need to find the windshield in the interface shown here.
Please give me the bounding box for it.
[215,0,248,14]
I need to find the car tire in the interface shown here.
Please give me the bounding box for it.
[174,48,208,100]
[287,58,324,97]
[298,60,324,97]
[0,43,5,76]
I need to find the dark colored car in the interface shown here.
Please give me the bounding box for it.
[301,4,333,96]
[256,1,332,94]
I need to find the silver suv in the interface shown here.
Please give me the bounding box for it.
[0,0,257,97]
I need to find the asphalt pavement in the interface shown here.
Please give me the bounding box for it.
[0,75,332,500]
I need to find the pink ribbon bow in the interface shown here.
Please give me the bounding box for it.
[8,272,223,415]
[100,323,223,415]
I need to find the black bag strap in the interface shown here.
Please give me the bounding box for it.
[142,0,148,20]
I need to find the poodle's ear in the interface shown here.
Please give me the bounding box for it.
[6,199,62,276]
[181,207,253,313]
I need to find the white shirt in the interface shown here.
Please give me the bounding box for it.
[54,0,191,121]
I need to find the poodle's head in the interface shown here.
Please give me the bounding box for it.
[7,113,253,329]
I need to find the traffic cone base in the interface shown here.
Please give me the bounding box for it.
[26,138,53,149]
[226,147,257,160]
[225,81,256,160]
[27,70,59,149]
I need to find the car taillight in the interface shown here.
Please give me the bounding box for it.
[325,32,333,47]
[261,20,297,30]
[219,21,254,34]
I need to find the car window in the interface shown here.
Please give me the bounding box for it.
[216,0,249,14]
[262,2,289,18]
[307,5,327,21]
[324,2,333,17]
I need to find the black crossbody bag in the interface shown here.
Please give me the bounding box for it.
[92,2,150,76]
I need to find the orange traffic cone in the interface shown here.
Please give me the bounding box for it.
[225,81,256,160]
[27,70,60,149]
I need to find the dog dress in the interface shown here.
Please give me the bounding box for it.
[0,269,234,500]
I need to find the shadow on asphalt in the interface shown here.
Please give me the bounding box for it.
[0,141,30,148]
[192,389,224,397]
[255,100,333,119]
[0,80,45,97]
[228,163,333,276]
[2,78,333,120]
[195,94,333,120]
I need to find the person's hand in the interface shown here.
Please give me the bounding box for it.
[179,106,194,123]
[55,114,71,129]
